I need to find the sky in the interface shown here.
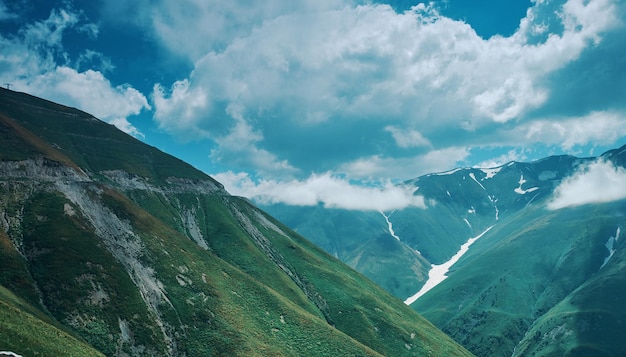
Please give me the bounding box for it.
[1,0,626,210]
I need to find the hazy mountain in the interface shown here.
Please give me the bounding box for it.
[0,88,472,356]
[261,154,589,298]
[262,143,626,356]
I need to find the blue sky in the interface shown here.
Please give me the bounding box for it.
[1,0,626,209]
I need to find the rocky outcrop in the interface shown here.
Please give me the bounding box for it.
[100,170,226,195]
[0,159,182,355]
[223,198,332,324]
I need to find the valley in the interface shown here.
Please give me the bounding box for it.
[405,225,494,305]
[263,151,626,356]
[1,87,626,356]
[3,0,625,355]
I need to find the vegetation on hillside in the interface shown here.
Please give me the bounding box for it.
[0,87,473,356]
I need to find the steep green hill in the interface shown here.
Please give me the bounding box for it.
[0,88,472,356]
[413,201,626,356]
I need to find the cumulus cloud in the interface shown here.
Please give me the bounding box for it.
[149,0,348,61]
[209,117,299,177]
[523,111,626,150]
[475,149,529,169]
[24,68,150,134]
[150,0,621,178]
[152,80,211,139]
[548,159,626,209]
[0,6,150,137]
[213,171,426,211]
[0,1,16,21]
[385,126,431,148]
[339,147,471,180]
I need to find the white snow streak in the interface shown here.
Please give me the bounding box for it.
[380,210,400,241]
[405,225,495,305]
[0,352,23,357]
[514,174,539,194]
[489,195,500,221]
[433,168,463,176]
[481,167,502,180]
[469,172,486,191]
[601,227,621,269]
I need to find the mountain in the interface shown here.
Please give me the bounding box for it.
[411,154,626,356]
[261,145,626,356]
[260,155,588,299]
[0,88,472,356]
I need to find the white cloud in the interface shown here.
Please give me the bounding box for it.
[209,117,299,177]
[213,171,426,211]
[108,117,145,139]
[339,147,471,180]
[152,80,211,139]
[149,0,348,61]
[0,1,16,21]
[76,50,115,73]
[21,8,79,49]
[385,126,431,148]
[524,111,626,150]
[21,67,150,137]
[150,0,621,178]
[0,6,150,137]
[548,159,626,209]
[475,149,529,169]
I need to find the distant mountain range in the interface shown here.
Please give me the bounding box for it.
[0,88,471,356]
[262,145,626,356]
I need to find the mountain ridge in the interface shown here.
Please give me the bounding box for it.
[0,88,472,356]
[261,141,626,356]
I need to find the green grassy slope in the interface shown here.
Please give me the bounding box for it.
[0,88,212,183]
[0,88,473,356]
[413,202,626,356]
[237,200,470,356]
[0,284,105,357]
[259,204,432,298]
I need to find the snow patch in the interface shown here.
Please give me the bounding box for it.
[488,195,500,221]
[481,167,502,180]
[0,352,23,357]
[433,168,463,176]
[405,225,495,305]
[601,227,621,269]
[514,174,539,194]
[469,172,486,191]
[380,211,400,241]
